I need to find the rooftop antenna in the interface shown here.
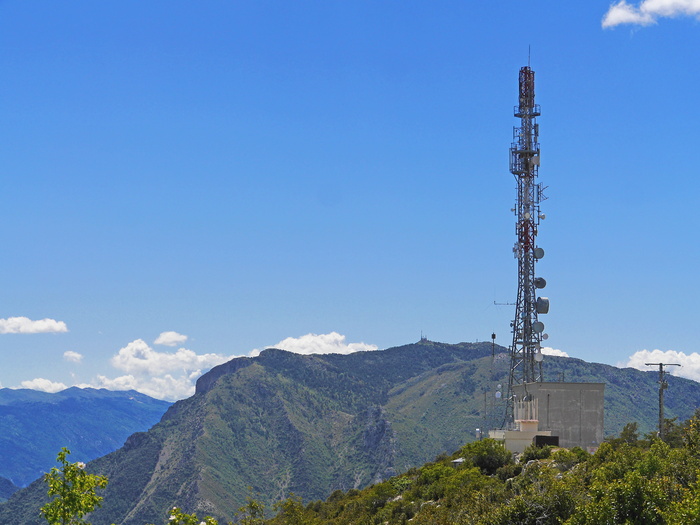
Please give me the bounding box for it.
[645,362,681,441]
[504,64,549,426]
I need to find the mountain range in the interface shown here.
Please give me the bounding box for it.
[2,340,700,524]
[0,387,171,488]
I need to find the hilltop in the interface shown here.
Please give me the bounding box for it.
[1,340,699,524]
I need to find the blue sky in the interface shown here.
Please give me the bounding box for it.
[0,0,699,400]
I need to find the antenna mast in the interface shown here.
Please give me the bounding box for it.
[505,66,549,425]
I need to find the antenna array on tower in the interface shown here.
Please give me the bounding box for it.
[505,66,550,425]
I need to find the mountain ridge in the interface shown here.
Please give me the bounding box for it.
[2,340,700,524]
[0,387,171,487]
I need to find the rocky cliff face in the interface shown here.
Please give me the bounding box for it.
[82,341,497,524]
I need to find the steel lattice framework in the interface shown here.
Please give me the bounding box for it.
[505,66,549,425]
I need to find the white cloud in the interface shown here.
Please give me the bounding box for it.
[541,347,569,358]
[91,373,199,401]
[93,339,234,401]
[620,348,700,381]
[20,378,68,393]
[63,351,83,363]
[154,331,188,347]
[111,339,228,375]
[602,0,700,27]
[18,332,377,402]
[0,316,68,334]
[255,332,378,357]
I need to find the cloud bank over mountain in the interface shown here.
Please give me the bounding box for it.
[17,332,379,401]
[541,347,569,358]
[255,331,378,357]
[622,348,700,382]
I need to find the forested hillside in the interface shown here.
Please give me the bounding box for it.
[1,340,699,524]
[262,420,700,524]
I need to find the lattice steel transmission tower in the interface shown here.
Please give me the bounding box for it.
[505,66,549,425]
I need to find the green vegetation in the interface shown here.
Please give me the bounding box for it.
[4,341,700,524]
[40,448,108,525]
[161,508,219,525]
[30,414,700,524]
[258,415,700,524]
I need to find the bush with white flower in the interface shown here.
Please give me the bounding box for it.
[40,448,108,525]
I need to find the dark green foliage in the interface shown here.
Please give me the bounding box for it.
[458,439,513,475]
[619,421,640,445]
[279,432,700,524]
[521,443,552,462]
[551,447,589,471]
[40,448,108,525]
[496,462,522,481]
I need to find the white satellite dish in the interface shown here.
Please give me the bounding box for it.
[533,321,545,333]
[495,391,502,399]
[534,351,544,362]
[524,212,531,219]
[534,247,545,259]
[542,333,549,340]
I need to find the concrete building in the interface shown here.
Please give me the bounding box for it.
[514,382,605,451]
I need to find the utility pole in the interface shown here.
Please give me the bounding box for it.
[645,362,681,440]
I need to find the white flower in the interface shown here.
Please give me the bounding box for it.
[76,462,86,470]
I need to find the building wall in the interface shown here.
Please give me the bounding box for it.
[513,382,605,450]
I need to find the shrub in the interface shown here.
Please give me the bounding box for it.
[459,439,512,475]
[521,443,552,462]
